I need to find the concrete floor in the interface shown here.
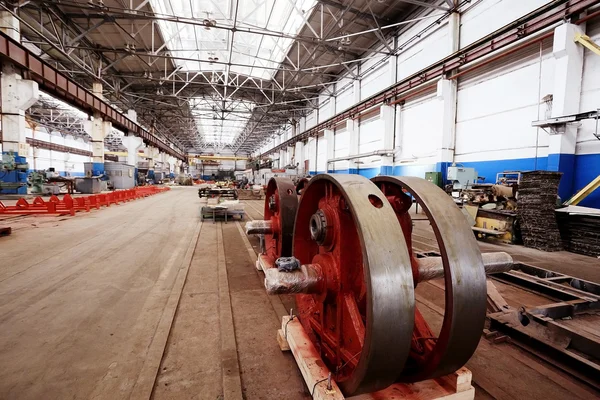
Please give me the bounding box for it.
[0,190,598,400]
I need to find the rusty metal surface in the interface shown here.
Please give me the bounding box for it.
[373,175,487,382]
[294,174,414,395]
[25,138,92,157]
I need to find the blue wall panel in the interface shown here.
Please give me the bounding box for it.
[573,153,600,208]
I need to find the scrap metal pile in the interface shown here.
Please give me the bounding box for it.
[517,171,563,251]
[246,174,513,396]
[556,208,600,257]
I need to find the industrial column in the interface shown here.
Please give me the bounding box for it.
[0,12,39,194]
[123,134,143,184]
[548,22,585,200]
[146,146,158,180]
[347,119,359,174]
[380,104,395,175]
[435,10,460,184]
[295,141,304,173]
[324,129,334,173]
[90,82,107,176]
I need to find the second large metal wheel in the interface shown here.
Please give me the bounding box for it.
[264,177,298,260]
[372,176,487,382]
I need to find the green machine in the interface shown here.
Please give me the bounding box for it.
[425,171,442,188]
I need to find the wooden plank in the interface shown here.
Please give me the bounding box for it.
[277,329,290,351]
[438,367,472,393]
[350,383,474,400]
[281,316,344,400]
[217,223,244,400]
[281,315,474,400]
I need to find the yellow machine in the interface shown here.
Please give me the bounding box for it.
[464,204,517,244]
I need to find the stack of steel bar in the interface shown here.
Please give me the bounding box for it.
[556,209,600,257]
[517,171,563,251]
[0,186,169,216]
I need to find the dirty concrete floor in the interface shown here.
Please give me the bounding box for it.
[0,187,200,399]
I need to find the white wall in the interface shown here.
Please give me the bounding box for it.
[396,94,441,166]
[26,127,92,176]
[317,135,327,172]
[333,127,349,171]
[454,40,553,165]
[460,0,551,48]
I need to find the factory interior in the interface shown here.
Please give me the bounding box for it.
[1,0,600,399]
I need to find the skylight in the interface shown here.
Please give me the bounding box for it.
[190,98,256,146]
[149,0,318,81]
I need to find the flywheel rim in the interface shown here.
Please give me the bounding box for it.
[373,175,487,382]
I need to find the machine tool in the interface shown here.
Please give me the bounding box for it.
[0,152,29,194]
[247,174,514,396]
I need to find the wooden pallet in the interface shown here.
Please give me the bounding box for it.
[277,316,475,400]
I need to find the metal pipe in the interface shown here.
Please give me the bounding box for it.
[416,252,513,282]
[246,220,273,235]
[264,252,513,294]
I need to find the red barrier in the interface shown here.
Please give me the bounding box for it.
[0,185,170,216]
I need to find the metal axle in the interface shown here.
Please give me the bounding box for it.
[264,252,513,295]
[245,220,273,235]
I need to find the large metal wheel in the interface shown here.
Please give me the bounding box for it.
[264,177,298,260]
[372,176,487,382]
[293,174,415,395]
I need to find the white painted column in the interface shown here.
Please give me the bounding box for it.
[295,141,304,173]
[0,62,39,154]
[548,22,585,200]
[387,55,397,86]
[0,11,20,41]
[86,82,106,175]
[434,10,460,182]
[123,135,143,167]
[353,79,361,104]
[347,119,359,173]
[146,146,158,171]
[436,79,457,179]
[127,109,137,123]
[279,149,286,168]
[324,129,334,172]
[380,104,395,174]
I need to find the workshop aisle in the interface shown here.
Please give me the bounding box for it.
[0,186,201,400]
